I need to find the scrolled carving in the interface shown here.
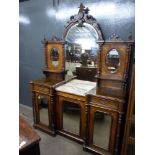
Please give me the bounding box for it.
[63,3,103,40]
[51,36,63,41]
[42,36,64,45]
[108,33,123,41]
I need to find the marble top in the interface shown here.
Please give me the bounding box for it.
[56,79,96,96]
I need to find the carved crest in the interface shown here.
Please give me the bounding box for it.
[63,3,103,40]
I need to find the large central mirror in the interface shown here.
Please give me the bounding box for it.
[65,23,99,76]
[63,3,103,77]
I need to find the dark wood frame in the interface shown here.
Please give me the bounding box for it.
[97,41,132,80]
[96,38,134,99]
[56,91,86,143]
[29,37,67,135]
[63,3,104,41]
[28,3,135,155]
[84,94,125,155]
[30,76,75,136]
[86,107,118,155]
[42,37,65,77]
[30,82,56,135]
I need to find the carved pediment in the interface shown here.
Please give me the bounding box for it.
[64,3,103,40]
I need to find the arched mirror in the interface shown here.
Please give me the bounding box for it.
[65,23,98,70]
[63,4,103,77]
[65,23,99,75]
[50,48,59,67]
[106,49,120,73]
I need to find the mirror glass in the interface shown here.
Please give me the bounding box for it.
[37,95,49,126]
[93,112,112,150]
[62,101,80,135]
[50,48,59,67]
[106,49,120,73]
[65,23,99,76]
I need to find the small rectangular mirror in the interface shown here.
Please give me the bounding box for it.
[93,111,112,150]
[62,101,80,135]
[37,95,49,126]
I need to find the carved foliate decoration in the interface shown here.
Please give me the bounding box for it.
[108,33,123,41]
[42,36,64,45]
[63,3,103,40]
[107,32,134,42]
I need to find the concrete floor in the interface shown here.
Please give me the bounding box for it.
[19,104,92,155]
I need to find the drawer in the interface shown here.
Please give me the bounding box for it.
[33,85,50,94]
[88,95,125,111]
[91,97,119,110]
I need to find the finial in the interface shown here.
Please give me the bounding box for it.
[84,7,90,14]
[78,3,85,13]
[109,32,122,41]
[42,35,47,44]
[128,32,132,41]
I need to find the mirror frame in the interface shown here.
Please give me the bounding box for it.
[85,94,121,155]
[50,47,59,67]
[42,37,65,74]
[63,3,104,42]
[106,48,120,74]
[62,100,81,135]
[36,93,49,126]
[35,92,51,129]
[56,96,87,143]
[63,3,104,77]
[93,110,112,150]
[87,108,118,153]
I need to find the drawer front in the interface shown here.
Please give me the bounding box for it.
[33,85,51,94]
[88,95,125,112]
[91,97,119,110]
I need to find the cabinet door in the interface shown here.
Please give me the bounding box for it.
[62,101,80,135]
[56,96,86,142]
[87,106,119,155]
[93,111,112,150]
[35,93,50,127]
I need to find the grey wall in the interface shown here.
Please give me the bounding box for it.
[19,0,135,107]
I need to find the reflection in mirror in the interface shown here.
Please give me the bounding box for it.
[65,23,99,75]
[93,112,111,150]
[106,49,120,73]
[37,95,49,126]
[62,101,80,135]
[50,48,59,67]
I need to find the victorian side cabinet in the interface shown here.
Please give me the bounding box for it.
[30,37,66,135]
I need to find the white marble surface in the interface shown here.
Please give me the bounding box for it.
[56,79,96,96]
